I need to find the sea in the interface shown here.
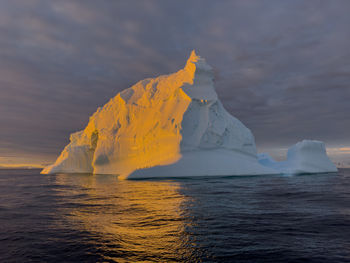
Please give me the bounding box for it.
[0,169,349,263]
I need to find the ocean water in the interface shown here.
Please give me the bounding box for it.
[0,169,349,263]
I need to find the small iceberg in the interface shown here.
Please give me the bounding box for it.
[258,140,338,175]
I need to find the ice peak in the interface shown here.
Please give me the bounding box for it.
[184,50,213,77]
[181,50,216,101]
[187,50,200,63]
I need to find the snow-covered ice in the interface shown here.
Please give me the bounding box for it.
[42,51,337,178]
[258,140,338,175]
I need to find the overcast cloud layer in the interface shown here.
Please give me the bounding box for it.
[0,0,349,163]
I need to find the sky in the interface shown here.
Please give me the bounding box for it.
[0,0,349,167]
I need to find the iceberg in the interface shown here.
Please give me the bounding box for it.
[258,140,338,175]
[42,50,278,178]
[42,51,337,178]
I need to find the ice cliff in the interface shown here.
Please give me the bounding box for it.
[258,140,338,175]
[42,51,278,178]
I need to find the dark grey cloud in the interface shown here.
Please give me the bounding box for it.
[0,0,349,162]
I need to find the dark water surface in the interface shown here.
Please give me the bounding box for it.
[0,169,349,262]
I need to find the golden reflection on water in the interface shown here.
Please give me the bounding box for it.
[53,174,198,262]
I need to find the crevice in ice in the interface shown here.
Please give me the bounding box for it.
[90,130,99,150]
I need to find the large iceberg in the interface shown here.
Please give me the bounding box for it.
[258,140,338,174]
[42,51,278,178]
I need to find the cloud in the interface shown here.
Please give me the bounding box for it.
[328,147,350,154]
[339,147,350,152]
[0,0,349,163]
